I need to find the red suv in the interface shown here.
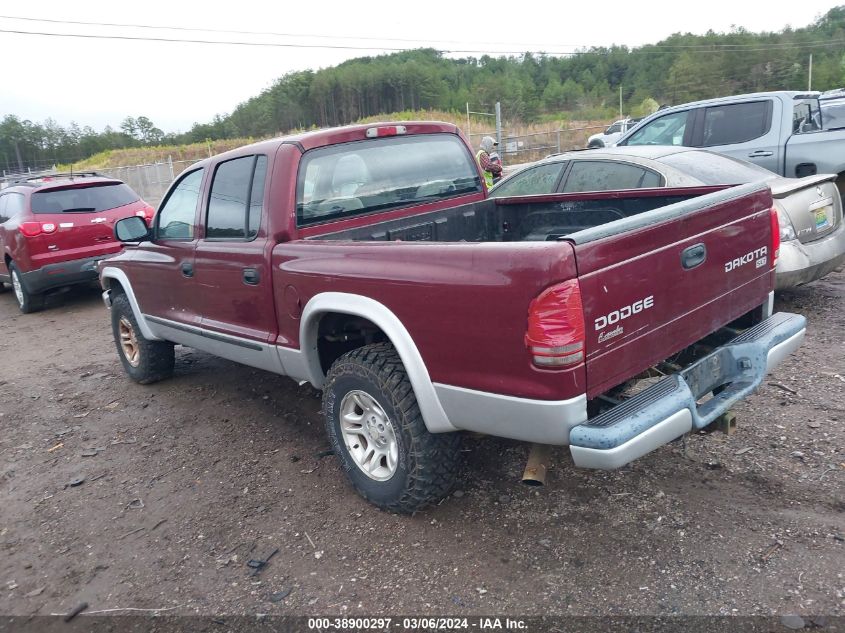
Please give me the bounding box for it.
[0,172,154,313]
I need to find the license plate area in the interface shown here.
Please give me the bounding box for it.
[810,197,834,232]
[681,348,734,400]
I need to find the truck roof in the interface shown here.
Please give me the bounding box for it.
[653,91,821,113]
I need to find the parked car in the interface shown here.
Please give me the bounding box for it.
[489,146,845,289]
[101,122,803,513]
[615,91,845,203]
[586,118,641,148]
[0,172,154,313]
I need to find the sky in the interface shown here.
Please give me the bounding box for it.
[0,1,839,133]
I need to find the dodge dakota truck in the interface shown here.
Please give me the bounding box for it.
[100,122,806,513]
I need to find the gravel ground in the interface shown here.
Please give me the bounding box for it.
[0,272,843,619]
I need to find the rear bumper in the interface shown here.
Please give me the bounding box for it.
[569,312,806,469]
[776,224,845,289]
[20,254,110,294]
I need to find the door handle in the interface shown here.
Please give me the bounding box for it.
[681,243,707,270]
[181,261,194,277]
[243,267,260,285]
[747,150,773,158]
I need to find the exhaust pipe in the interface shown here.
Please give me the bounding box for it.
[522,443,552,486]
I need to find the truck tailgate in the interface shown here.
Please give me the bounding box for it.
[569,183,775,398]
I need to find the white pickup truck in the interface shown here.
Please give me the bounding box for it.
[586,118,641,149]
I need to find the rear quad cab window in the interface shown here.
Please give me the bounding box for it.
[295,133,482,226]
[206,155,267,240]
[700,101,771,146]
[157,169,204,239]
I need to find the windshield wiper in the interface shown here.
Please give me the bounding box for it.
[61,207,97,213]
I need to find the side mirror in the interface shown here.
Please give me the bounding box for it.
[115,216,150,242]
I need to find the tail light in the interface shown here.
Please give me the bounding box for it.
[135,205,155,223]
[20,222,57,237]
[525,280,585,367]
[769,206,780,267]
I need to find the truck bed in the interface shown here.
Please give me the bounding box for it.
[311,185,727,243]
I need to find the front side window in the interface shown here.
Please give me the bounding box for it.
[206,155,267,240]
[157,169,204,240]
[701,101,771,146]
[296,133,481,226]
[606,122,623,134]
[624,110,689,146]
[561,161,662,193]
[488,162,565,198]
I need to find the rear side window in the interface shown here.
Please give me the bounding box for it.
[206,155,267,240]
[489,162,565,198]
[157,169,204,240]
[700,101,772,146]
[561,161,663,193]
[31,183,139,214]
[296,133,481,226]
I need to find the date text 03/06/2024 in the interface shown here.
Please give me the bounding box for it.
[306,617,527,630]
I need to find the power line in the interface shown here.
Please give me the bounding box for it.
[0,13,832,50]
[2,27,844,56]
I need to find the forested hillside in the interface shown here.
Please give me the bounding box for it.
[3,6,844,171]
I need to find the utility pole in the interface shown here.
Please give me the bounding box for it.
[466,102,471,141]
[808,54,813,91]
[619,86,623,118]
[495,102,502,150]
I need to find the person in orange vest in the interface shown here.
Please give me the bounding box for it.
[475,136,502,188]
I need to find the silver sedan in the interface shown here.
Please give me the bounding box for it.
[489,146,845,290]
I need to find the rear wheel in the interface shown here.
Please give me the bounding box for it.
[9,263,44,314]
[323,342,461,514]
[110,293,174,384]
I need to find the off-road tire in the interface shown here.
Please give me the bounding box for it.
[9,262,44,314]
[323,342,461,514]
[110,293,174,384]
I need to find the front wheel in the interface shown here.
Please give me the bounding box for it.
[9,263,44,314]
[110,293,175,384]
[323,343,461,514]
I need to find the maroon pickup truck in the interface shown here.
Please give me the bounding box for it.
[100,122,806,513]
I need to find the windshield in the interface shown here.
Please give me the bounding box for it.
[32,183,140,214]
[296,133,481,226]
[658,151,776,185]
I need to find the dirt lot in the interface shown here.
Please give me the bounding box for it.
[0,273,843,619]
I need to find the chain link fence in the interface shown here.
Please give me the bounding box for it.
[96,158,197,207]
[1,158,197,206]
[466,123,607,168]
